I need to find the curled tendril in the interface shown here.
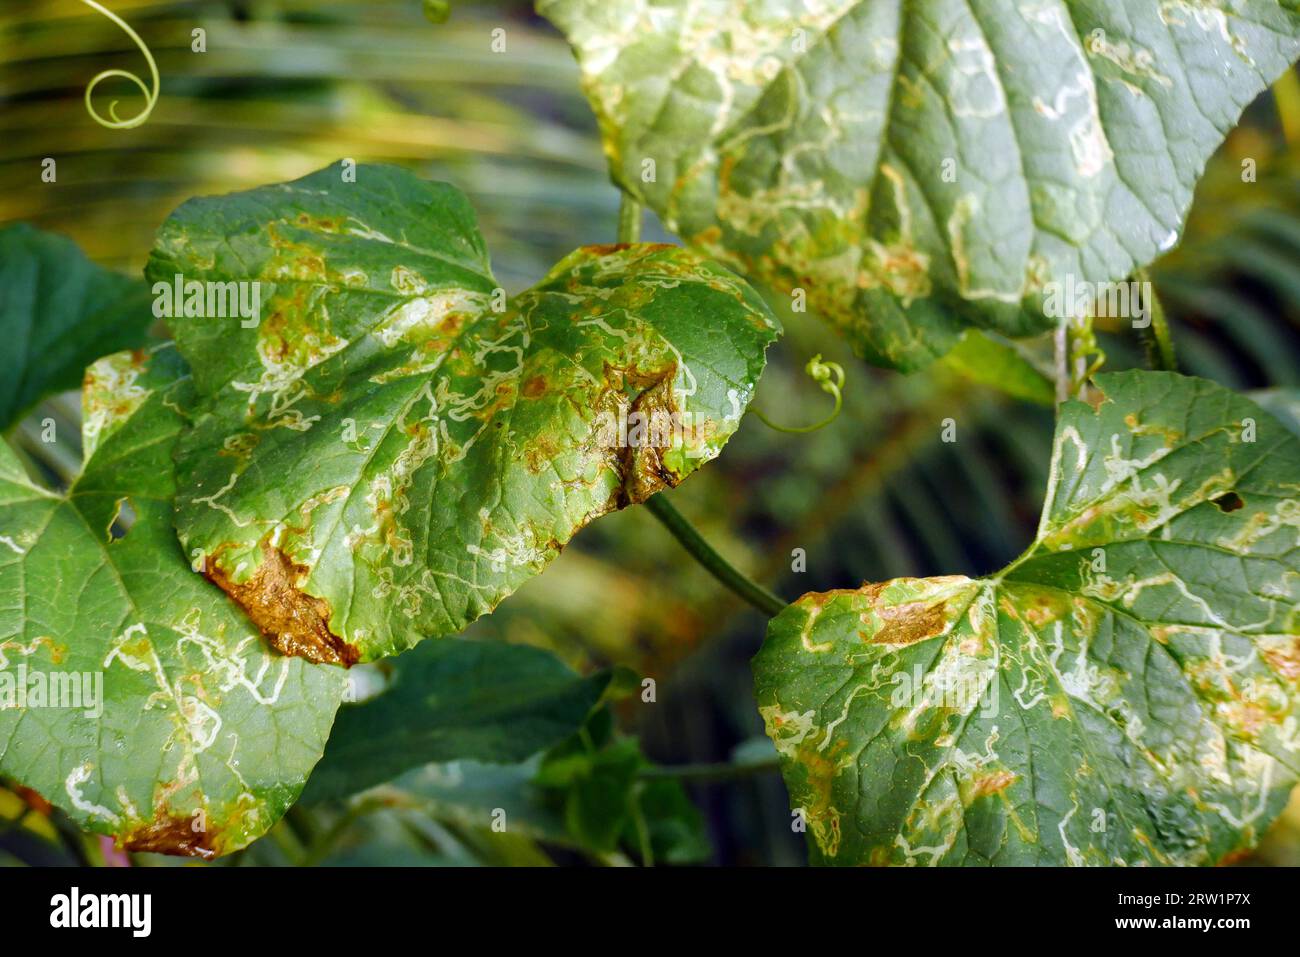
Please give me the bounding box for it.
[752,354,846,434]
[80,0,159,130]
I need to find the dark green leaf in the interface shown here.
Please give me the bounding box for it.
[301,638,611,802]
[0,224,154,429]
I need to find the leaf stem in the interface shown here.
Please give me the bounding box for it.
[617,193,642,244]
[1137,269,1178,372]
[615,188,781,615]
[1053,322,1070,405]
[644,494,786,617]
[628,788,655,867]
[638,757,782,783]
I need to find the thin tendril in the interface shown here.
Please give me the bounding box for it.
[751,354,845,434]
[79,0,159,130]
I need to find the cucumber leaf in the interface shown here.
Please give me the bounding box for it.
[0,224,154,429]
[0,346,346,858]
[301,638,613,803]
[541,0,1300,369]
[754,370,1300,865]
[152,163,779,663]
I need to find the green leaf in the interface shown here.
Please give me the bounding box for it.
[941,330,1055,406]
[301,638,612,803]
[541,1,1300,369]
[361,738,711,863]
[753,370,1300,865]
[0,224,155,430]
[534,714,709,862]
[540,735,644,852]
[0,346,346,858]
[151,163,778,663]
[524,704,710,862]
[635,776,712,865]
[391,758,575,848]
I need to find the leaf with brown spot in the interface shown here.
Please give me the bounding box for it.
[154,163,779,662]
[755,371,1300,866]
[541,0,1300,369]
[0,346,346,857]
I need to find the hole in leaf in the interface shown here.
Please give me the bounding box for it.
[1213,491,1244,513]
[108,497,137,541]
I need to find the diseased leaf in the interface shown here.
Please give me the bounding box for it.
[541,0,1300,369]
[0,346,346,858]
[0,224,155,429]
[152,163,779,664]
[754,370,1300,865]
[301,638,612,803]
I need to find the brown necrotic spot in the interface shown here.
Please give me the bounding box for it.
[1262,638,1300,681]
[968,769,1018,801]
[614,363,683,505]
[205,541,358,666]
[869,599,949,646]
[121,815,218,860]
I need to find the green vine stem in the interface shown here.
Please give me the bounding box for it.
[615,190,785,617]
[644,495,786,617]
[1136,269,1178,372]
[79,0,159,130]
[617,192,642,243]
[751,353,845,433]
[1053,322,1070,405]
[1055,313,1105,405]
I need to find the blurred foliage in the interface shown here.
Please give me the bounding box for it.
[1,0,1298,866]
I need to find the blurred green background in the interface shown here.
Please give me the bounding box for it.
[1,0,1298,866]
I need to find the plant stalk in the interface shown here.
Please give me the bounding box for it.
[614,188,785,618]
[1053,322,1070,405]
[644,495,786,618]
[617,193,642,244]
[1137,269,1178,372]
